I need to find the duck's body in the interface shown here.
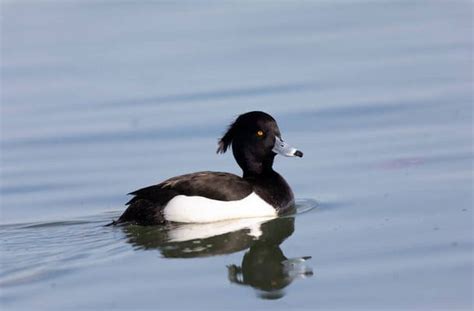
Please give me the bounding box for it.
[115,111,302,226]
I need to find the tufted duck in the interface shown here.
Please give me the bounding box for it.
[114,111,303,225]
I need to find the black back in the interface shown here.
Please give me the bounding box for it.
[117,172,253,225]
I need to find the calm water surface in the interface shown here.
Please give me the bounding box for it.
[1,1,473,310]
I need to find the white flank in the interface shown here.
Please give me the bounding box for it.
[163,192,277,223]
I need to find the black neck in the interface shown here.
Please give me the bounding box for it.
[240,155,276,178]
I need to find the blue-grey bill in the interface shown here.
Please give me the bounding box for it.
[272,136,303,157]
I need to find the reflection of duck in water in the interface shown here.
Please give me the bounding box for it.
[123,217,269,258]
[227,217,313,299]
[121,216,312,298]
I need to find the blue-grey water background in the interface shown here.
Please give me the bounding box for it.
[1,1,473,310]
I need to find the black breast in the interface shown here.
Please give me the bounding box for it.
[252,171,295,215]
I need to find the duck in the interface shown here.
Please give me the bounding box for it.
[114,111,303,225]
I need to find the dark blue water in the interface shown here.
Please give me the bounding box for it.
[1,1,472,310]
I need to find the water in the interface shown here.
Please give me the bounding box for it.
[1,1,472,310]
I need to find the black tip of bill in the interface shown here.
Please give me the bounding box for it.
[294,150,303,158]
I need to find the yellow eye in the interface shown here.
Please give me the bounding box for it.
[256,130,264,137]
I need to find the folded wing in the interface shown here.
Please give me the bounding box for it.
[117,171,253,225]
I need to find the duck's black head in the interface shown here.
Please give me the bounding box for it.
[217,111,303,176]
